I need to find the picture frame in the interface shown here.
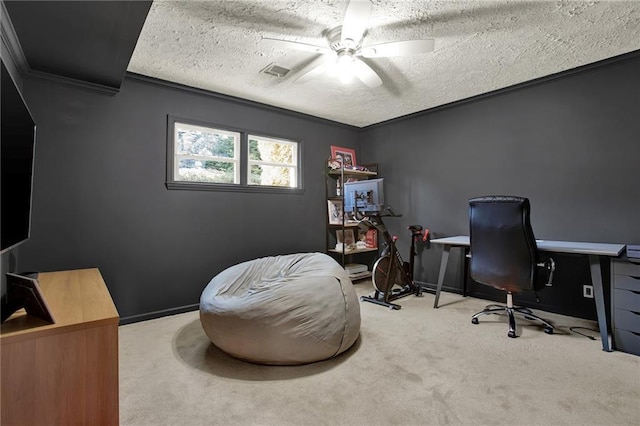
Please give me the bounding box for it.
[2,273,55,324]
[336,229,355,245]
[330,145,357,167]
[327,200,344,225]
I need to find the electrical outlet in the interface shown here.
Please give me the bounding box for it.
[583,284,594,298]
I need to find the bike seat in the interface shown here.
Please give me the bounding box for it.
[408,225,423,233]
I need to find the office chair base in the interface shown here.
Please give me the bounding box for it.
[471,304,554,338]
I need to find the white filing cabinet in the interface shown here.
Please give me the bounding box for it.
[611,258,640,356]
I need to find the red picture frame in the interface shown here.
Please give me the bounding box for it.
[330,146,357,167]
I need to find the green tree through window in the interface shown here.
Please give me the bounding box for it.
[174,123,240,184]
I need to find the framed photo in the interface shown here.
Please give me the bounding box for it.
[336,229,355,245]
[3,273,55,324]
[330,145,356,167]
[327,200,344,224]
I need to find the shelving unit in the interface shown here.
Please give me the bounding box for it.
[325,159,379,281]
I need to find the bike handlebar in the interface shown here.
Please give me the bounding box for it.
[376,206,402,218]
[353,207,401,223]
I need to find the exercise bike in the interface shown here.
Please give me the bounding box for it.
[360,207,432,310]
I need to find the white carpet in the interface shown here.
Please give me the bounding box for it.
[119,282,640,425]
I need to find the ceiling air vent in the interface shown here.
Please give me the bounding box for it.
[260,63,290,78]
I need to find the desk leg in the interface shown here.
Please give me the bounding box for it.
[589,255,612,352]
[433,245,451,309]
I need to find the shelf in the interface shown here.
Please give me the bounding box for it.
[328,247,378,254]
[328,221,362,228]
[326,160,379,270]
[348,271,372,281]
[328,168,377,178]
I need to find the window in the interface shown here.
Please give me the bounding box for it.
[167,116,302,193]
[173,122,240,184]
[248,135,298,188]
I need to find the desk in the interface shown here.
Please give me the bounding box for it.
[430,236,625,352]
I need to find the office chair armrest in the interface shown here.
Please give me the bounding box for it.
[537,257,555,286]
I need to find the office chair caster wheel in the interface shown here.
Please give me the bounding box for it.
[508,330,517,338]
[471,317,479,325]
[544,327,554,334]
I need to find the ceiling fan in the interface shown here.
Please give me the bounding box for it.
[261,0,435,87]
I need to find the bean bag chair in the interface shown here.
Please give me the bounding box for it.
[199,252,361,365]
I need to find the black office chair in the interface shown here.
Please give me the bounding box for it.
[468,196,555,338]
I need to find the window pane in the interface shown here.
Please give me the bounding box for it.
[176,126,236,158]
[250,164,294,187]
[248,139,261,161]
[178,159,235,184]
[249,138,294,164]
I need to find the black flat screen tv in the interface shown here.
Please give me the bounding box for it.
[1,60,36,253]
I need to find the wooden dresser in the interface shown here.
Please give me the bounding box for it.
[1,268,119,425]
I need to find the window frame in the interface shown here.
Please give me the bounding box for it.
[172,121,241,185]
[166,115,304,194]
[247,134,299,188]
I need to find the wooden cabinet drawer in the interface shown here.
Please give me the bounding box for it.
[614,288,640,312]
[614,329,640,356]
[614,309,640,333]
[613,260,640,277]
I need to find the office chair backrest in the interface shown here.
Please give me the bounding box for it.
[469,196,538,293]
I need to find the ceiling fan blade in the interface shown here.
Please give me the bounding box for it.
[358,39,435,58]
[293,57,331,83]
[261,37,331,55]
[341,0,372,47]
[352,58,382,88]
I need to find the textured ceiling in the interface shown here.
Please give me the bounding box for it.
[129,0,640,127]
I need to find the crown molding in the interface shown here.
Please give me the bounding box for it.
[1,1,118,95]
[28,69,119,95]
[1,0,29,74]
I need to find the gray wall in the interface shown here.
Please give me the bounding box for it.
[9,50,639,322]
[360,53,640,312]
[14,75,359,322]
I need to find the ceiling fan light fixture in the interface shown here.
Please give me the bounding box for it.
[336,52,355,66]
[336,52,356,83]
[342,38,359,50]
[261,0,432,89]
[339,72,354,84]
